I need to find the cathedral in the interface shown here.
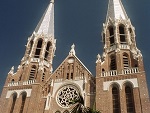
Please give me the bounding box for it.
[0,0,150,113]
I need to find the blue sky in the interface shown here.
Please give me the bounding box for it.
[0,0,150,93]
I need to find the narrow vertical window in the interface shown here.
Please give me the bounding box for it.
[71,73,73,79]
[10,93,17,113]
[110,55,117,70]
[29,65,36,80]
[125,86,135,113]
[19,92,27,113]
[129,28,134,43]
[28,40,33,54]
[66,73,69,79]
[44,42,51,61]
[112,87,120,113]
[123,54,129,69]
[35,39,43,58]
[119,25,126,44]
[109,26,115,46]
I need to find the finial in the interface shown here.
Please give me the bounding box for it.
[8,66,14,75]
[96,54,101,63]
[69,44,76,56]
[51,0,54,3]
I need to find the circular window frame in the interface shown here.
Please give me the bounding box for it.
[56,85,80,108]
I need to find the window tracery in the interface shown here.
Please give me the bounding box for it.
[57,85,80,108]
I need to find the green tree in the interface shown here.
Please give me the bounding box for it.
[70,94,100,113]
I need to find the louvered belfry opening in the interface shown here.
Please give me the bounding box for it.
[109,26,115,46]
[35,39,43,58]
[110,55,117,70]
[119,25,126,44]
[44,42,51,61]
[123,53,129,69]
[29,65,36,80]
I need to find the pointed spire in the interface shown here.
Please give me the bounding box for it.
[35,0,54,37]
[106,0,128,22]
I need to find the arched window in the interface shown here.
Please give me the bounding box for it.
[109,26,115,46]
[44,42,51,61]
[119,25,126,44]
[110,55,117,70]
[66,73,69,79]
[123,53,129,69]
[28,40,33,54]
[102,69,105,76]
[129,28,134,43]
[63,110,69,113]
[19,92,27,113]
[71,73,73,79]
[29,65,36,80]
[35,39,43,58]
[11,79,15,83]
[125,86,135,113]
[112,86,120,113]
[10,92,17,113]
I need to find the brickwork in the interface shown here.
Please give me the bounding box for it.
[0,0,150,113]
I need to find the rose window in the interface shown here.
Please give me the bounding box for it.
[57,85,80,108]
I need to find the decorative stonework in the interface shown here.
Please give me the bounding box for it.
[103,78,139,91]
[56,85,80,108]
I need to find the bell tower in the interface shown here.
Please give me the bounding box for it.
[21,0,56,82]
[0,0,56,113]
[96,0,150,113]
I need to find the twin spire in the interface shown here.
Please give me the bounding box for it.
[35,0,54,37]
[106,0,128,22]
[34,0,128,36]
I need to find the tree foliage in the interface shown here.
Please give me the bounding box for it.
[70,94,100,113]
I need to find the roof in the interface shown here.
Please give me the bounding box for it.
[35,1,54,37]
[106,0,128,22]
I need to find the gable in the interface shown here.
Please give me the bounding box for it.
[51,54,93,81]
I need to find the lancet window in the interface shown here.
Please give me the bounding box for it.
[35,39,43,58]
[123,53,129,69]
[10,93,17,113]
[109,26,115,46]
[110,55,117,70]
[125,85,135,113]
[28,40,33,54]
[44,42,51,61]
[19,92,27,113]
[119,25,126,44]
[29,65,36,80]
[112,86,120,113]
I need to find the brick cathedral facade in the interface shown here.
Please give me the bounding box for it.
[0,0,150,113]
